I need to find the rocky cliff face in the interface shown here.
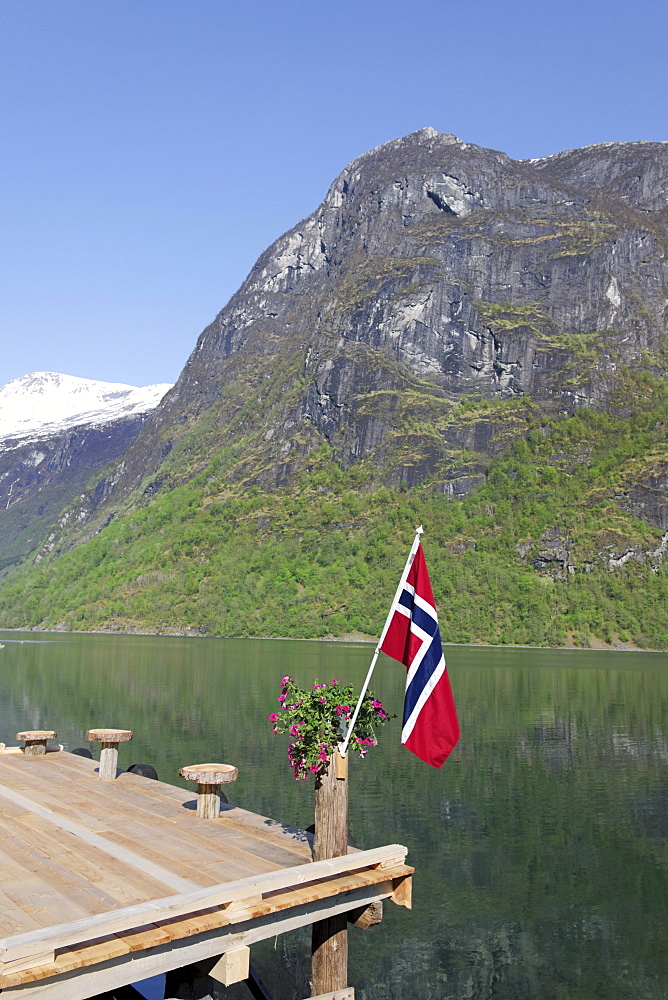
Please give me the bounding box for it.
[0,417,148,570]
[28,129,668,553]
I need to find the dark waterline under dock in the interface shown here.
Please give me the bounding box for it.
[0,746,412,999]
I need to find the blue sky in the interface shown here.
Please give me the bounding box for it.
[1,0,666,389]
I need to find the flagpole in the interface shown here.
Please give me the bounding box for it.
[338,525,424,757]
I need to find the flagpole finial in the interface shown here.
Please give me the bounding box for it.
[416,525,424,536]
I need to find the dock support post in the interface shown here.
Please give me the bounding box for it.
[311,750,349,997]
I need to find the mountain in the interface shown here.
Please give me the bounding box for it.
[38,129,668,512]
[0,373,172,570]
[0,130,666,646]
[0,372,171,440]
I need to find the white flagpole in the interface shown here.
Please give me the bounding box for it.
[338,525,424,757]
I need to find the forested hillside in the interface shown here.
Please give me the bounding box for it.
[1,381,665,648]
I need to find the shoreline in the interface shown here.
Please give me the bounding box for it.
[0,624,664,654]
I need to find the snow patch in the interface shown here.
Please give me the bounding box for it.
[0,372,172,442]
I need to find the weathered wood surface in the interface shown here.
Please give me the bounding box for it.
[85,730,133,743]
[313,753,348,862]
[179,764,238,785]
[0,750,411,995]
[0,869,404,999]
[312,752,350,997]
[15,733,57,757]
[179,763,238,820]
[85,730,133,781]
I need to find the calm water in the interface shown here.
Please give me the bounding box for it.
[0,632,666,1000]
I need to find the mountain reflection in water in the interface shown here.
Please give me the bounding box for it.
[0,633,665,1000]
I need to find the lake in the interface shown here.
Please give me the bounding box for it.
[0,632,666,1000]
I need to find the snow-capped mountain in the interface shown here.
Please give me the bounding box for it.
[0,372,172,443]
[0,372,174,570]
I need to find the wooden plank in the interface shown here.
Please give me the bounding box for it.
[116,923,172,953]
[113,769,312,857]
[0,887,43,937]
[153,906,229,940]
[104,816,276,874]
[28,933,131,980]
[100,776,313,867]
[0,772,253,887]
[0,783,198,893]
[5,751,312,858]
[3,815,175,909]
[0,769,177,837]
[97,829,258,887]
[0,869,406,987]
[1,872,92,927]
[0,846,408,969]
[0,763,174,836]
[0,875,399,998]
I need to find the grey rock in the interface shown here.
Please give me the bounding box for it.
[0,415,149,570]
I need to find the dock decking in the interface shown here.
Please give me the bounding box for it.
[0,749,412,999]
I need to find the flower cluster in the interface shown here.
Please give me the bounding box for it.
[269,675,393,780]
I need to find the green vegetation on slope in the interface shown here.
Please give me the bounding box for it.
[0,383,666,649]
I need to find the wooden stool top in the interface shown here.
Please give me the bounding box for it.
[179,763,238,785]
[86,729,134,743]
[16,730,57,741]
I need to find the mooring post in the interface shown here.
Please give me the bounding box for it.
[311,749,349,997]
[16,730,57,756]
[179,763,238,819]
[86,728,133,780]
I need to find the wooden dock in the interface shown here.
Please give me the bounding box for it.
[0,746,412,999]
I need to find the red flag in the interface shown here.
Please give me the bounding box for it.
[381,544,459,767]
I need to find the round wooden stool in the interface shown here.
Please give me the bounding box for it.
[179,763,238,819]
[86,728,133,780]
[16,730,57,756]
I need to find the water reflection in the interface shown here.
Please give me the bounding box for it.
[0,633,666,999]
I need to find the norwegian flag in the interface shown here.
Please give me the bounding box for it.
[380,543,460,768]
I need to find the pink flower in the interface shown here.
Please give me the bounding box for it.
[278,694,287,703]
[268,713,279,722]
[281,675,291,686]
[320,696,326,703]
[309,765,320,773]
[372,700,382,709]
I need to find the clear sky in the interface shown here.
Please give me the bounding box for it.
[1,0,666,389]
